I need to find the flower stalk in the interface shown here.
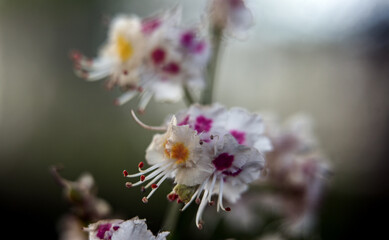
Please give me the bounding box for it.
[201,26,223,105]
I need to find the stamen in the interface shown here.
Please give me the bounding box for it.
[125,162,165,177]
[151,184,158,189]
[131,110,167,131]
[125,182,132,188]
[195,190,209,230]
[217,178,226,212]
[207,174,217,203]
[140,175,145,181]
[123,170,129,177]
[142,197,148,203]
[114,90,138,106]
[138,162,144,169]
[180,188,200,211]
[145,173,169,200]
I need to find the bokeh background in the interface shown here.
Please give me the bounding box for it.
[0,0,388,239]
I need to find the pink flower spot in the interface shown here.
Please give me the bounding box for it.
[178,115,190,126]
[222,168,242,177]
[195,115,213,133]
[180,31,195,48]
[194,41,205,54]
[162,62,180,75]
[230,130,246,144]
[96,223,112,239]
[142,18,161,34]
[151,48,166,65]
[213,153,234,171]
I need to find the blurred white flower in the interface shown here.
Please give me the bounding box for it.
[208,0,254,37]
[256,113,331,237]
[72,8,210,112]
[85,217,169,240]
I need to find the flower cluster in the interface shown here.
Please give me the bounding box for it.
[72,8,210,111]
[256,114,330,236]
[85,217,169,240]
[123,104,271,229]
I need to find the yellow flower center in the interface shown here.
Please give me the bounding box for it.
[116,34,133,62]
[171,142,189,164]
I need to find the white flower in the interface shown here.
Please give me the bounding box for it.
[255,113,331,236]
[208,0,254,37]
[85,217,169,240]
[177,134,265,229]
[123,114,213,203]
[72,8,210,112]
[73,15,145,89]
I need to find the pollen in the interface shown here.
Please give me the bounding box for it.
[116,34,134,62]
[171,142,189,164]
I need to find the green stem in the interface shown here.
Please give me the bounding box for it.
[162,203,180,239]
[201,26,223,105]
[183,84,195,106]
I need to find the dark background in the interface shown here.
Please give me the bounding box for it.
[0,0,388,239]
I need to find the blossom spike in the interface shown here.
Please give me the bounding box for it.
[131,110,167,131]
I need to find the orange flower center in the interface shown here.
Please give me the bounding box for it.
[171,142,189,164]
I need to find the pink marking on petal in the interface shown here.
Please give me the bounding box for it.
[180,31,195,48]
[178,115,190,126]
[195,115,213,133]
[142,18,161,34]
[194,41,206,54]
[96,223,111,239]
[230,130,246,144]
[222,168,242,177]
[151,48,166,65]
[213,153,234,171]
[162,62,180,75]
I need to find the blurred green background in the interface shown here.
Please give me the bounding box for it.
[0,0,388,239]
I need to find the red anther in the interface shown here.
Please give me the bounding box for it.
[167,193,178,202]
[195,198,200,204]
[140,175,145,181]
[197,223,203,230]
[138,109,145,115]
[125,182,132,188]
[113,226,119,231]
[140,186,146,192]
[209,201,214,206]
[114,99,120,106]
[199,140,203,145]
[142,197,148,203]
[123,170,129,177]
[226,207,231,212]
[138,162,144,169]
[151,184,158,189]
[123,70,128,75]
[137,86,144,92]
[177,198,183,204]
[70,50,82,61]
